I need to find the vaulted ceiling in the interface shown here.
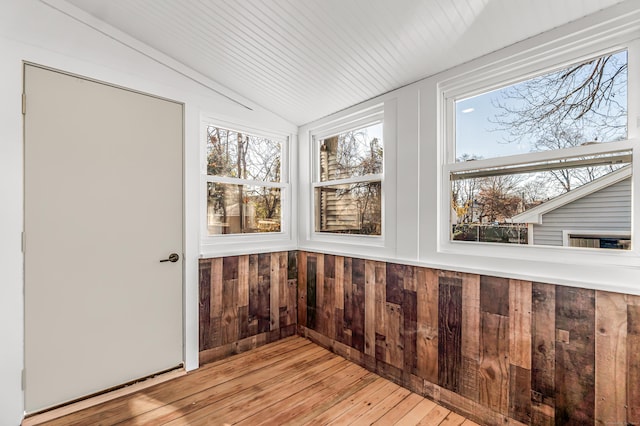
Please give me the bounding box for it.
[63,0,624,125]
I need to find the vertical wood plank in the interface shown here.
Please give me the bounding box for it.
[257,253,271,333]
[352,258,366,352]
[555,286,595,425]
[286,252,297,327]
[479,312,509,415]
[375,262,387,362]
[480,276,509,317]
[211,258,223,321]
[335,256,345,343]
[509,364,532,424]
[479,274,510,415]
[237,255,249,309]
[297,251,307,328]
[199,260,211,351]
[323,254,335,340]
[306,255,317,330]
[223,255,239,281]
[238,255,250,339]
[316,254,325,335]
[404,264,417,293]
[210,257,224,347]
[221,256,239,345]
[248,254,259,336]
[461,273,480,402]
[403,288,418,376]
[270,253,280,331]
[508,280,532,424]
[278,252,288,326]
[343,257,354,347]
[335,257,345,311]
[386,263,404,305]
[417,267,438,383]
[509,279,532,369]
[364,260,376,357]
[287,250,297,280]
[627,296,640,425]
[438,274,462,393]
[386,302,404,369]
[531,282,555,425]
[594,291,627,426]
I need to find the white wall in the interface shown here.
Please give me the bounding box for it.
[299,1,640,296]
[0,0,296,424]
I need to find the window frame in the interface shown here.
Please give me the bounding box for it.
[312,111,384,238]
[199,116,293,256]
[304,101,396,251]
[437,38,640,268]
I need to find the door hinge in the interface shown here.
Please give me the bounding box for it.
[22,93,26,115]
[22,369,26,390]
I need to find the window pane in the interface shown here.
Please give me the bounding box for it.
[206,126,281,182]
[569,235,630,250]
[315,181,381,235]
[451,160,631,249]
[456,50,627,161]
[319,122,383,182]
[207,183,281,235]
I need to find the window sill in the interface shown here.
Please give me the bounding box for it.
[200,232,295,258]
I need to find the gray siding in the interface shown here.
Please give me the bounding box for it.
[532,177,631,246]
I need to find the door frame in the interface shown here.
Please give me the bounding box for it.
[22,62,192,414]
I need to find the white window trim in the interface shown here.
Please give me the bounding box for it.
[563,230,631,248]
[300,100,397,256]
[437,32,640,269]
[199,116,294,257]
[311,105,384,244]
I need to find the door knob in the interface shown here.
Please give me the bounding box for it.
[160,253,180,263]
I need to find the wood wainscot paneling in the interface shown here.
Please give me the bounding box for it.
[199,251,297,365]
[296,251,640,426]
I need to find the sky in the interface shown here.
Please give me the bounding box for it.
[455,50,628,162]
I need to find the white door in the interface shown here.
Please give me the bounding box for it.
[24,65,184,413]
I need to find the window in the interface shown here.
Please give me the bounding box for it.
[313,121,383,235]
[205,125,287,235]
[445,49,632,251]
[564,231,631,250]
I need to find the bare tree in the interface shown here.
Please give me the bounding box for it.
[206,126,282,233]
[492,51,627,145]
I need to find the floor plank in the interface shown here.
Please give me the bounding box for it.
[28,336,474,426]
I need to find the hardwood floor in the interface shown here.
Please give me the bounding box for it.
[28,336,478,425]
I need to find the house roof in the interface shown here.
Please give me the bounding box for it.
[511,165,632,224]
[58,0,625,126]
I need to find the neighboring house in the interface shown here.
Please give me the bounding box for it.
[511,166,631,249]
[317,137,362,232]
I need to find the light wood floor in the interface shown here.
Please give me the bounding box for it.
[28,336,478,425]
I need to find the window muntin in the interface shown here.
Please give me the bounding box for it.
[447,49,632,251]
[455,50,627,161]
[314,121,383,235]
[205,124,286,236]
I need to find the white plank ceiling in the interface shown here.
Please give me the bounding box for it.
[62,0,625,126]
